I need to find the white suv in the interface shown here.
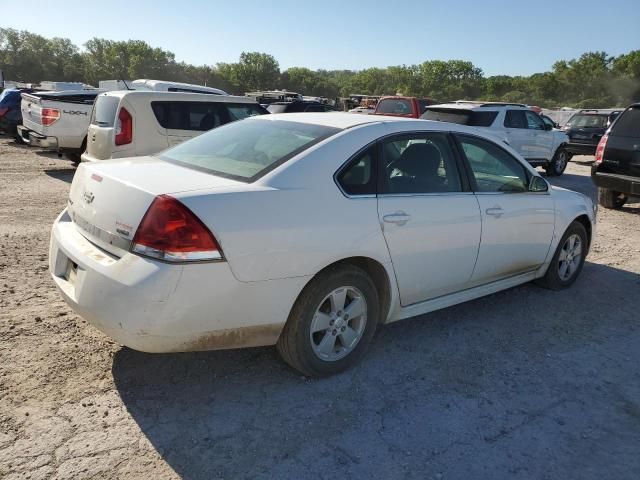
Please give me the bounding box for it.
[81,91,267,162]
[422,102,570,176]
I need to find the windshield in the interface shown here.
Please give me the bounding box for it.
[158,119,340,182]
[566,114,608,128]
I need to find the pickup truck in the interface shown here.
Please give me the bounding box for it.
[373,96,436,118]
[17,90,102,162]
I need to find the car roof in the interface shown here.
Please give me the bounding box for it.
[98,91,257,103]
[251,112,416,129]
[427,102,529,111]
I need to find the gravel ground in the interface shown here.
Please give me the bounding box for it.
[1,137,639,480]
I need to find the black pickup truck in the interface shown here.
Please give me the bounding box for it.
[591,103,640,209]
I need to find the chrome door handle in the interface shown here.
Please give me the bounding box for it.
[485,207,504,218]
[383,212,411,226]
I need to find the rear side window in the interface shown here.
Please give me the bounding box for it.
[610,107,640,138]
[159,119,340,182]
[151,102,230,131]
[337,147,376,195]
[91,95,120,127]
[376,99,412,115]
[469,111,498,126]
[504,110,527,129]
[421,109,497,127]
[226,103,267,121]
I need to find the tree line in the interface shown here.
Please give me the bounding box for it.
[1,28,639,108]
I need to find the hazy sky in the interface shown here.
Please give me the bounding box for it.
[3,0,639,76]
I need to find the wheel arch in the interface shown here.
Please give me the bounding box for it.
[573,214,592,252]
[297,256,394,325]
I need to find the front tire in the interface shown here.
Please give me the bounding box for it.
[545,147,569,176]
[277,265,379,377]
[598,187,627,209]
[536,221,588,290]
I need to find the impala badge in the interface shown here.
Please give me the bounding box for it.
[82,190,95,204]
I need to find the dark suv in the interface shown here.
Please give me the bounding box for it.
[591,103,640,209]
[564,110,622,156]
[267,101,334,113]
[0,88,34,134]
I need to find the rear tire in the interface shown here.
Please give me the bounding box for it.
[277,265,379,377]
[598,187,627,209]
[545,147,568,176]
[536,221,587,291]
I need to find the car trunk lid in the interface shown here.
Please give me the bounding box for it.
[68,157,246,257]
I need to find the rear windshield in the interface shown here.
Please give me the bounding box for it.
[610,106,640,138]
[421,108,498,127]
[158,119,340,182]
[376,99,412,115]
[566,114,608,128]
[227,103,268,120]
[91,95,120,127]
[0,89,20,106]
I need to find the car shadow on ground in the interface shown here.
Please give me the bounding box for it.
[112,261,640,479]
[44,168,76,183]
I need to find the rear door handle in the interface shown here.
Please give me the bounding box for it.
[485,207,504,218]
[383,212,411,226]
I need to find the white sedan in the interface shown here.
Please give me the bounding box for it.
[50,113,596,376]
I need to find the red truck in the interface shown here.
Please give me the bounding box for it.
[373,96,437,118]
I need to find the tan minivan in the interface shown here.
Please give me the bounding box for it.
[81,91,267,162]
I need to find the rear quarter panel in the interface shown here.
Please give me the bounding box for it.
[175,124,395,283]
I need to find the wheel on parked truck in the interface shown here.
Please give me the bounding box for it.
[536,221,588,291]
[277,265,379,377]
[545,147,568,176]
[598,187,627,210]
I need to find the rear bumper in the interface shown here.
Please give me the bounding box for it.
[16,125,58,149]
[591,170,640,196]
[566,142,596,155]
[49,209,307,352]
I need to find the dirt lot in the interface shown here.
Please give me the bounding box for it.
[0,136,639,480]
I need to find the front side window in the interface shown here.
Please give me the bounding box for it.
[525,110,545,130]
[337,147,376,195]
[380,133,462,194]
[504,110,527,129]
[159,119,340,182]
[456,134,529,193]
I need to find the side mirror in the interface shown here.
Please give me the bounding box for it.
[529,176,549,192]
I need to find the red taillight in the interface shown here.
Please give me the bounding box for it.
[594,133,608,165]
[131,195,222,262]
[114,107,133,146]
[0,107,9,118]
[41,108,60,126]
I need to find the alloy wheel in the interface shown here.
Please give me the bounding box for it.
[309,286,367,361]
[558,234,582,281]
